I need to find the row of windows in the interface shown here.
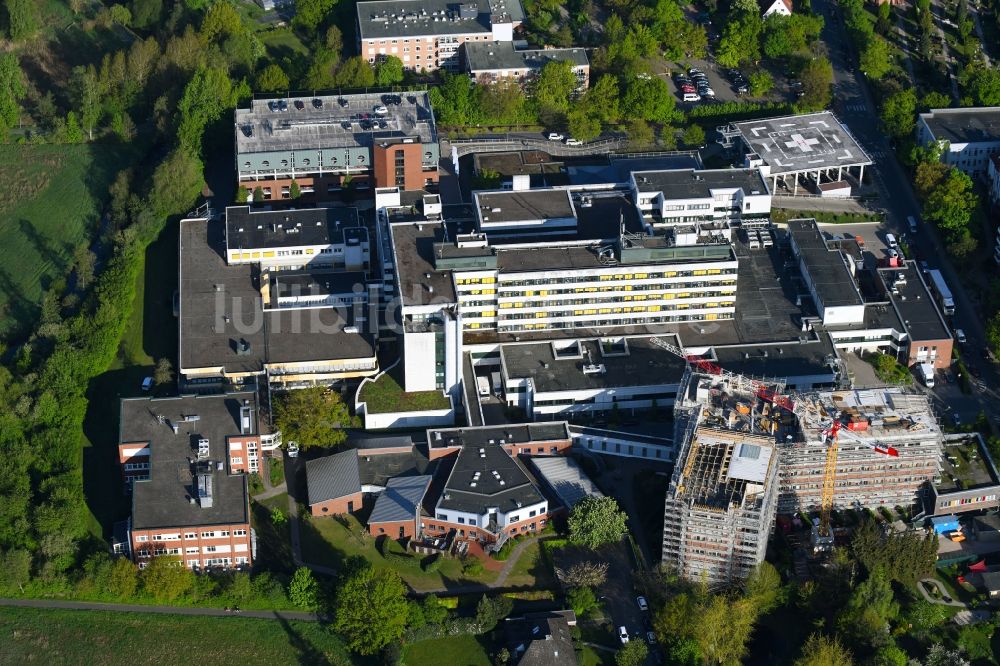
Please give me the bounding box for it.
[136,529,247,542]
[494,269,734,288]
[476,312,728,331]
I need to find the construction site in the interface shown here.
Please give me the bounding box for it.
[662,373,784,584]
[778,389,943,514]
[663,367,945,582]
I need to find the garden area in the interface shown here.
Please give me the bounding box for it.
[358,368,451,414]
[299,511,504,592]
[866,352,914,385]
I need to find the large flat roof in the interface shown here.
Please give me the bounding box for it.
[632,168,769,199]
[735,112,871,175]
[122,394,253,530]
[464,41,588,72]
[428,422,570,449]
[356,0,524,40]
[920,107,1000,144]
[788,219,864,308]
[179,218,266,374]
[226,206,364,250]
[882,263,950,342]
[389,221,458,307]
[179,218,376,372]
[475,189,575,225]
[235,91,437,155]
[673,426,777,508]
[501,337,687,393]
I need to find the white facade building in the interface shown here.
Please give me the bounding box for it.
[918,107,1000,181]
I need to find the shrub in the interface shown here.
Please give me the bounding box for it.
[462,557,485,577]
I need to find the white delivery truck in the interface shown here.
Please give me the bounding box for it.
[918,363,935,388]
[476,376,491,396]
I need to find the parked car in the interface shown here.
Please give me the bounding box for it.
[956,328,967,344]
[547,132,564,141]
[293,100,304,110]
[682,92,701,102]
[688,67,703,76]
[618,627,630,644]
[312,98,323,108]
[700,88,716,98]
[141,376,154,392]
[637,596,649,612]
[373,104,389,116]
[564,137,583,146]
[647,631,658,645]
[736,84,750,95]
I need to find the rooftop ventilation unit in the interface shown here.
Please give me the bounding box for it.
[582,364,606,375]
[182,414,201,423]
[197,438,210,460]
[196,473,213,509]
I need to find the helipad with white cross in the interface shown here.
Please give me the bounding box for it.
[733,111,872,176]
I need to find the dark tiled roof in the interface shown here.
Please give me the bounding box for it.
[306,450,361,504]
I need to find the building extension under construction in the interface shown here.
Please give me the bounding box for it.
[662,373,783,584]
[778,389,943,513]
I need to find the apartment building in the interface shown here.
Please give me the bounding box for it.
[917,107,1000,180]
[464,41,590,91]
[178,208,379,391]
[778,389,943,512]
[118,394,256,570]
[356,0,524,73]
[235,91,439,198]
[662,373,781,583]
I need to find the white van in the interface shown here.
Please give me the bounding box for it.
[885,233,899,250]
[682,92,700,103]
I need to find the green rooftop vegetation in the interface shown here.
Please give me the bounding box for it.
[360,368,451,414]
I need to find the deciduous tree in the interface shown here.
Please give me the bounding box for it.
[568,496,628,549]
[141,556,194,601]
[880,88,917,138]
[334,56,375,89]
[533,60,577,113]
[797,57,833,111]
[5,0,39,41]
[333,565,409,654]
[288,566,319,610]
[374,55,404,86]
[860,36,892,80]
[153,358,173,386]
[616,640,648,666]
[255,64,289,92]
[272,386,352,449]
[794,633,853,666]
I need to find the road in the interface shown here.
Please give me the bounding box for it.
[0,597,320,621]
[818,0,997,427]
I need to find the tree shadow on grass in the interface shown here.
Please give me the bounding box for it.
[82,365,153,537]
[138,221,179,364]
[274,614,336,666]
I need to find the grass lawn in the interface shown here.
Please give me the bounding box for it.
[359,368,450,414]
[578,645,615,666]
[81,220,179,538]
[0,143,140,338]
[270,456,286,487]
[0,606,364,665]
[253,493,296,575]
[401,635,492,666]
[771,208,884,225]
[299,512,500,591]
[504,540,556,589]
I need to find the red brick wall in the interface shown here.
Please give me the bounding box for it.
[372,142,438,191]
[907,337,954,370]
[131,523,253,569]
[369,519,418,539]
[428,439,571,461]
[310,491,363,517]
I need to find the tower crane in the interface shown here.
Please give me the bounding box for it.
[650,336,900,549]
